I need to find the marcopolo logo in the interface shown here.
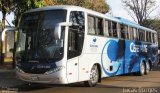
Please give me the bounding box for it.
[90,37,98,48]
[92,37,97,43]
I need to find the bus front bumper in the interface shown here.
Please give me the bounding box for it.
[16,71,67,84]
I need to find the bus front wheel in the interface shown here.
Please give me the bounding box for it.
[84,65,99,87]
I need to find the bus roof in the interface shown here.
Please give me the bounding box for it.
[26,5,156,33]
[115,17,156,33]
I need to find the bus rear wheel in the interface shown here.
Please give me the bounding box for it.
[84,65,99,87]
[145,62,150,75]
[139,62,145,76]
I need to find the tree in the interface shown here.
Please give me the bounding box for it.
[143,19,160,44]
[12,0,109,26]
[83,0,109,13]
[0,0,14,29]
[13,0,44,26]
[143,19,160,31]
[122,0,156,25]
[44,0,109,13]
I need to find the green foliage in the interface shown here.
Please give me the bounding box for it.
[143,19,160,32]
[0,0,14,13]
[0,0,14,28]
[1,0,109,27]
[82,0,109,13]
[44,0,109,13]
[143,19,160,44]
[0,0,45,27]
[13,0,45,26]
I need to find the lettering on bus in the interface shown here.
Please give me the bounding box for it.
[130,43,147,53]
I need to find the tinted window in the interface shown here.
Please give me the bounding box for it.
[17,10,67,61]
[104,20,109,37]
[68,11,85,59]
[96,18,103,35]
[129,27,133,40]
[120,24,128,39]
[108,21,112,37]
[112,22,117,37]
[88,16,96,35]
[138,29,145,41]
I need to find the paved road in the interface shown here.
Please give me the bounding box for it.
[0,66,160,93]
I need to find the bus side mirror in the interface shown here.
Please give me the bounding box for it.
[54,24,62,40]
[54,22,72,39]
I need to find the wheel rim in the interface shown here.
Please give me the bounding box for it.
[146,62,150,73]
[90,66,98,84]
[141,63,145,74]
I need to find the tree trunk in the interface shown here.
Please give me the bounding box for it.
[2,9,6,30]
[1,8,6,65]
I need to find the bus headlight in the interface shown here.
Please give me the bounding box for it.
[44,66,65,75]
[44,70,55,75]
[16,66,25,73]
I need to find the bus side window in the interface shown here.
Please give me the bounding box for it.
[144,31,146,42]
[68,31,76,51]
[154,33,158,44]
[138,30,142,41]
[139,30,145,41]
[88,16,96,35]
[125,25,129,39]
[146,31,149,42]
[104,20,109,37]
[120,24,127,39]
[148,31,151,43]
[117,23,121,38]
[136,29,139,41]
[96,18,103,35]
[152,33,155,43]
[149,32,152,43]
[129,27,133,40]
[155,34,158,44]
[142,30,145,41]
[133,28,136,40]
[108,21,112,37]
[112,21,117,37]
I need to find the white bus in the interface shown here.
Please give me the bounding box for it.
[14,5,158,87]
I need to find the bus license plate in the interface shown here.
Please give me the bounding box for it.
[29,76,38,81]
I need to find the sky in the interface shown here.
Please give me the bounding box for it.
[106,0,132,20]
[107,0,160,22]
[0,0,160,26]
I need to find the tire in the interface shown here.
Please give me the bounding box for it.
[139,62,145,76]
[145,62,150,75]
[84,65,99,87]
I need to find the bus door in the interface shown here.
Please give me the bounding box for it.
[67,11,85,83]
[67,27,79,83]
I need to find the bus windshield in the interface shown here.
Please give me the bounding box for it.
[16,10,67,63]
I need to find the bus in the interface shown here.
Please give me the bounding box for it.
[14,5,158,87]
